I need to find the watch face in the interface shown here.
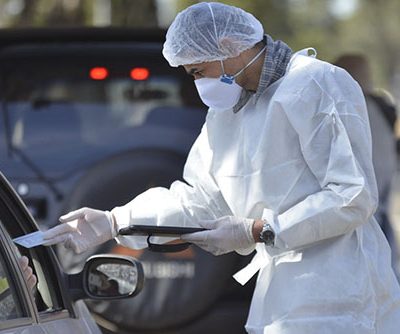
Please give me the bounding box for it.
[260,224,275,245]
[262,230,274,242]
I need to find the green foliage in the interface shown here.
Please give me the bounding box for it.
[0,0,398,94]
[0,0,158,27]
[176,0,400,94]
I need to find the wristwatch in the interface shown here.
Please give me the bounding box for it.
[259,220,275,246]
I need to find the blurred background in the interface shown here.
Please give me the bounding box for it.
[0,1,399,332]
[4,0,398,259]
[1,0,399,266]
[0,0,399,98]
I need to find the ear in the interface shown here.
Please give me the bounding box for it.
[219,36,238,56]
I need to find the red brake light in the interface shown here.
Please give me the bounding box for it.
[130,67,150,81]
[90,67,108,80]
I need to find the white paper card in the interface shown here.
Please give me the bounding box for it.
[13,231,45,248]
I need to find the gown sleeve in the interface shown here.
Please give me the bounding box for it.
[112,125,233,249]
[267,66,378,250]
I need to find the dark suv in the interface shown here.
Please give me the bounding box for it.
[0,27,255,333]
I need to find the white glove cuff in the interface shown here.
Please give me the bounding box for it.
[105,210,118,238]
[236,218,256,256]
[245,218,256,243]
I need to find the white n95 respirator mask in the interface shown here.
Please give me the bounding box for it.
[194,45,266,111]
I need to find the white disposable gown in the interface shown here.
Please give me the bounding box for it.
[112,50,400,333]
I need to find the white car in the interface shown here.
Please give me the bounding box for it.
[0,171,144,333]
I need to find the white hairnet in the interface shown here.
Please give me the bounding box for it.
[162,2,264,67]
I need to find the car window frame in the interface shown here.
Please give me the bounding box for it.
[0,172,75,323]
[0,221,37,329]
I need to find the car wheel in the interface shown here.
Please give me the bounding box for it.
[57,150,242,332]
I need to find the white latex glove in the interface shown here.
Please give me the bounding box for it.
[18,255,37,292]
[181,216,255,256]
[43,207,117,254]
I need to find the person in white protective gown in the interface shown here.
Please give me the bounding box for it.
[43,2,400,333]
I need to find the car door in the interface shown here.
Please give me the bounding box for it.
[0,172,100,334]
[0,214,45,333]
[0,238,44,333]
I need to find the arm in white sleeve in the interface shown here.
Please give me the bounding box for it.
[270,73,378,250]
[112,127,232,249]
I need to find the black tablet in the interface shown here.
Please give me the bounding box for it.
[118,225,206,237]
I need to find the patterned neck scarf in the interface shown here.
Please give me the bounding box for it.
[233,34,292,113]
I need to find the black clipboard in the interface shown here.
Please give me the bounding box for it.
[118,225,206,252]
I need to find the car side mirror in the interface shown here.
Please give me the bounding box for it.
[67,254,144,301]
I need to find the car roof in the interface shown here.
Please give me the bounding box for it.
[0,27,167,49]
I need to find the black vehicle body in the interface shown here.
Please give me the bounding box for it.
[0,27,255,333]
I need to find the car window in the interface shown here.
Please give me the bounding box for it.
[0,245,24,321]
[0,182,68,318]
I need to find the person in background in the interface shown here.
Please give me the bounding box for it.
[43,2,400,333]
[334,54,399,278]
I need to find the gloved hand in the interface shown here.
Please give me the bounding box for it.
[18,255,37,292]
[181,216,255,256]
[43,207,117,254]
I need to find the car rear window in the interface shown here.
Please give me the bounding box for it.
[0,44,202,177]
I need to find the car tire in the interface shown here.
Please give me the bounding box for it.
[57,150,243,332]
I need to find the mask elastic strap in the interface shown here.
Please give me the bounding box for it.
[233,45,267,78]
[220,60,226,75]
[220,45,266,84]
